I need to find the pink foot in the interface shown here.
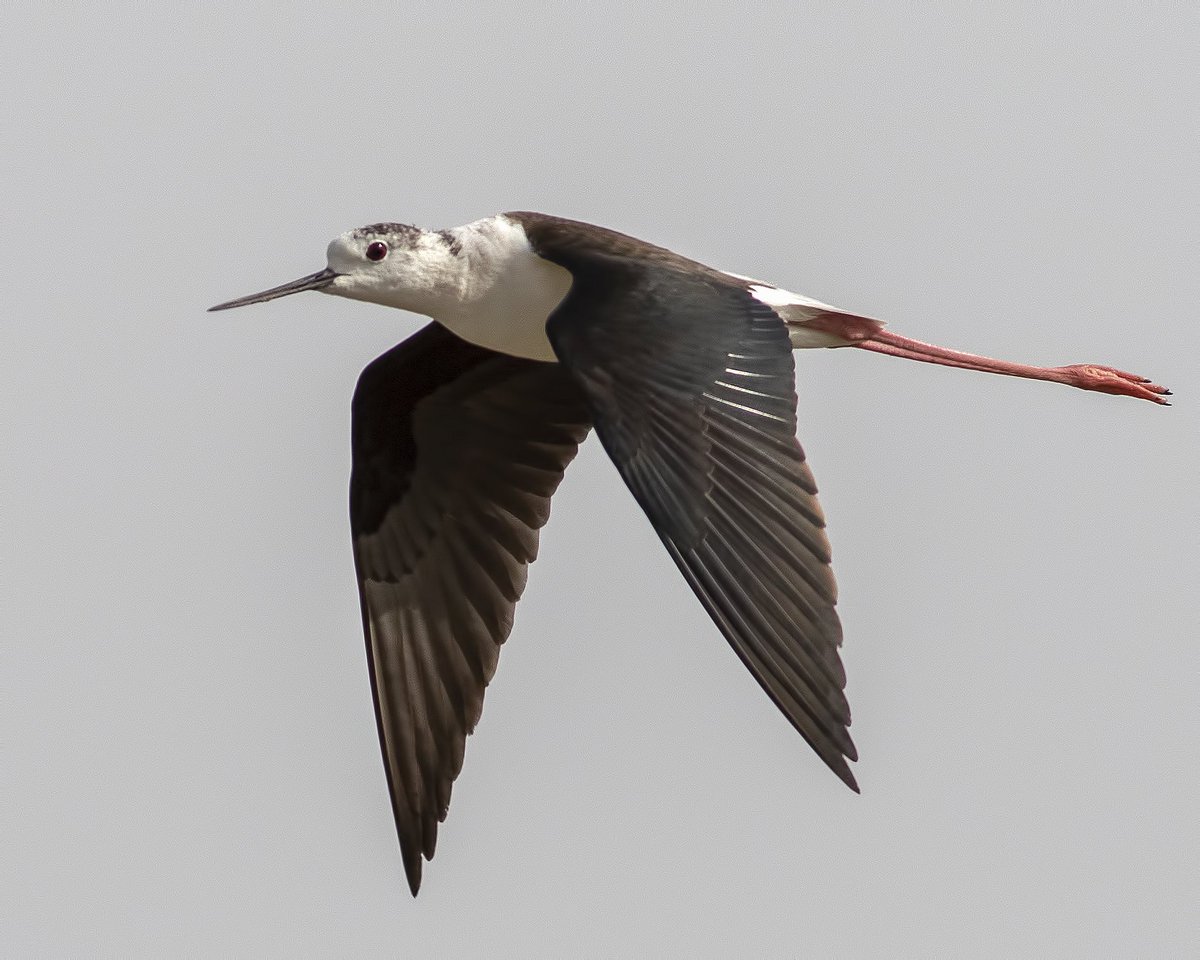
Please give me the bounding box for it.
[1051,365,1172,405]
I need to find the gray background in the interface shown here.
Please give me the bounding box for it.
[3,2,1196,956]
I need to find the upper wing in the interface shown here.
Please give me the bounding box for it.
[350,322,591,894]
[543,252,858,790]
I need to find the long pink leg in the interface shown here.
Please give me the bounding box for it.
[807,315,1171,405]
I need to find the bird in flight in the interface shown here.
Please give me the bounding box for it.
[211,212,1169,894]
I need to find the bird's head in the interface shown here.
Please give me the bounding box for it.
[209,222,463,315]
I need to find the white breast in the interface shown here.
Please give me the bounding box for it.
[432,216,573,362]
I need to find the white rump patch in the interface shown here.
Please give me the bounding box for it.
[726,272,885,349]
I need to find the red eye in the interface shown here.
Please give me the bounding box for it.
[365,241,388,261]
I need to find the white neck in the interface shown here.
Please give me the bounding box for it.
[344,215,572,362]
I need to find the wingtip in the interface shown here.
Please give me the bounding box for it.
[827,751,860,794]
[840,765,861,795]
[402,847,424,897]
[405,867,422,898]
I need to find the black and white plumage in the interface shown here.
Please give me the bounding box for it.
[210,211,1169,895]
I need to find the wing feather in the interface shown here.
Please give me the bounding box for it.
[543,254,858,792]
[350,322,590,894]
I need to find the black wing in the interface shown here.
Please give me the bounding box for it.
[350,322,591,894]
[543,253,858,790]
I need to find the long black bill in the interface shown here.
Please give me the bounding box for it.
[208,268,339,312]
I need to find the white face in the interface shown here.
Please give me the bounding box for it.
[328,225,471,317]
[209,223,457,315]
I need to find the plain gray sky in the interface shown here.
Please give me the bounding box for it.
[3,2,1197,956]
